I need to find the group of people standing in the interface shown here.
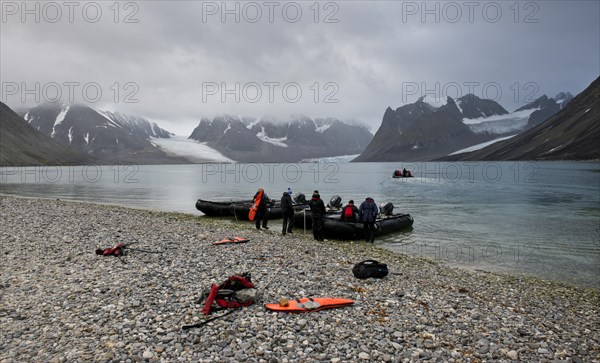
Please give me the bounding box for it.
[308,192,379,243]
[340,197,379,243]
[251,187,295,235]
[252,187,379,243]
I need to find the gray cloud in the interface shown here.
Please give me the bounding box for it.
[1,0,598,135]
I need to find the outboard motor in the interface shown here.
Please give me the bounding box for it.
[327,195,342,209]
[380,202,394,216]
[294,193,306,204]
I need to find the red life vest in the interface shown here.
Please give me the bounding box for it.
[95,243,124,256]
[201,274,255,315]
[249,190,263,221]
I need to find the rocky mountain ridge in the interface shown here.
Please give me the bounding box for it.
[443,78,598,160]
[189,114,373,162]
[353,90,574,161]
[19,103,187,164]
[0,102,95,166]
[7,103,372,164]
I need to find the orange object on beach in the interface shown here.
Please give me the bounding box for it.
[248,189,263,221]
[265,297,354,313]
[212,237,250,245]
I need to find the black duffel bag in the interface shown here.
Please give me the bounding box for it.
[352,260,389,279]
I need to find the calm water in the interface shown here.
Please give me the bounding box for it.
[1,161,599,288]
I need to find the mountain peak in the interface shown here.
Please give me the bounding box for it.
[1,102,95,166]
[188,114,373,162]
[444,76,599,161]
[554,92,574,109]
[457,94,508,119]
[555,91,573,100]
[458,93,482,103]
[17,103,177,163]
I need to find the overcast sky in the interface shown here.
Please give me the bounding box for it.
[1,0,599,135]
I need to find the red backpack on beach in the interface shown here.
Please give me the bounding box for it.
[182,273,256,330]
[95,243,124,256]
[200,273,256,315]
[344,206,354,219]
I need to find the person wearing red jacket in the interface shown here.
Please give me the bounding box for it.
[341,200,359,222]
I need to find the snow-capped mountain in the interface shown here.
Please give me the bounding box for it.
[463,92,573,135]
[1,102,95,166]
[354,96,496,161]
[445,78,598,161]
[353,91,572,162]
[554,92,574,109]
[188,114,373,162]
[97,110,172,139]
[462,108,537,135]
[456,94,509,119]
[19,103,187,164]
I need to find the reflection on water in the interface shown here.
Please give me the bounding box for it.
[1,162,599,288]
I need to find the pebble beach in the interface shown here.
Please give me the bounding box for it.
[1,195,598,363]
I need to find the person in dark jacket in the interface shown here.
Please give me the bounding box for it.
[359,197,379,243]
[280,191,294,235]
[253,188,270,230]
[341,200,359,222]
[308,192,326,241]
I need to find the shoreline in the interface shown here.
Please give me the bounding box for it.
[1,195,598,362]
[3,192,597,291]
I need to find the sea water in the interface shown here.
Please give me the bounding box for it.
[1,161,598,288]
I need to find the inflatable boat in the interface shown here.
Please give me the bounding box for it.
[229,201,309,220]
[195,199,252,217]
[196,193,309,219]
[294,210,413,239]
[392,169,413,178]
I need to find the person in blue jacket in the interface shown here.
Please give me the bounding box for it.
[359,197,379,243]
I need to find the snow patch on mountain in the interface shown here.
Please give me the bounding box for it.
[55,106,69,125]
[257,127,288,147]
[96,110,123,128]
[51,105,70,137]
[301,154,360,163]
[554,92,574,109]
[547,145,565,154]
[244,118,261,129]
[449,135,516,155]
[315,123,331,133]
[462,108,539,134]
[456,101,464,115]
[423,96,448,109]
[151,136,234,162]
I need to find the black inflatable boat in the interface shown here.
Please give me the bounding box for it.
[294,210,413,239]
[195,199,252,217]
[196,193,309,219]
